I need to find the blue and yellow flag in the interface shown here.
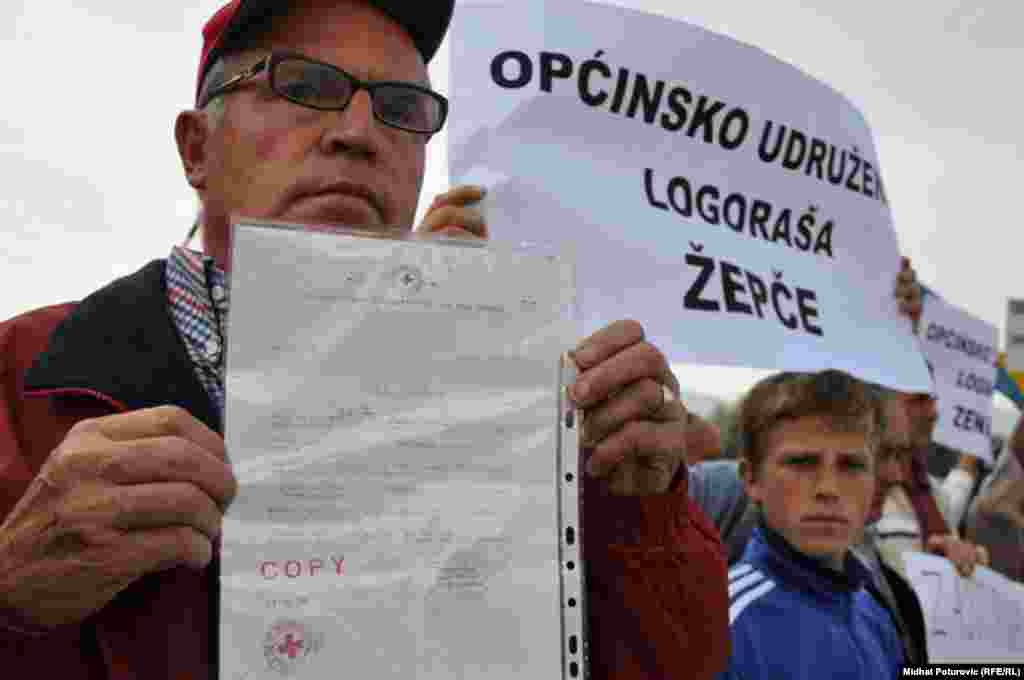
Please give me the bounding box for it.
[996,353,1024,411]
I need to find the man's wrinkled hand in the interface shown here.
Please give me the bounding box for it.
[416,185,487,239]
[927,534,989,578]
[0,406,237,628]
[894,256,923,333]
[568,320,689,497]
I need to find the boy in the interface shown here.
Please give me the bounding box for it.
[719,370,903,679]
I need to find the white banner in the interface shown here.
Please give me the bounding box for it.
[449,0,931,392]
[919,296,998,463]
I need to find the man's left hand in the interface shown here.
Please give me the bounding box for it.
[927,534,990,578]
[416,185,487,238]
[569,320,688,497]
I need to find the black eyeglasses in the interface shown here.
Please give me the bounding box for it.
[200,52,448,135]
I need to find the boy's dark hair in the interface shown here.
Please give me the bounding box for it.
[737,370,884,474]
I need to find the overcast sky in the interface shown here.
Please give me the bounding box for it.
[3,1,1021,408]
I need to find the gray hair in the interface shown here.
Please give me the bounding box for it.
[199,56,231,129]
[183,58,231,244]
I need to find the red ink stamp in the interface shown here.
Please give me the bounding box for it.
[263,619,324,676]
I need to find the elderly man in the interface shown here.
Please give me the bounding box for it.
[863,258,985,579]
[871,388,987,578]
[0,1,728,678]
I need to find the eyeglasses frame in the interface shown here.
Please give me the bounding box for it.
[198,51,448,135]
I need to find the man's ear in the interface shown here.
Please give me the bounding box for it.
[175,110,211,191]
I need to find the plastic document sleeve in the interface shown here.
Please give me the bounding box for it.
[558,353,587,680]
[221,220,584,679]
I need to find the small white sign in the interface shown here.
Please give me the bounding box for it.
[919,297,998,463]
[449,0,930,393]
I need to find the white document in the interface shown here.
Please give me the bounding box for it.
[220,223,578,679]
[919,296,998,463]
[449,0,931,393]
[903,551,1024,662]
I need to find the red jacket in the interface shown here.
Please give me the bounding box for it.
[0,261,728,679]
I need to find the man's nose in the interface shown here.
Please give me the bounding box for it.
[320,89,380,158]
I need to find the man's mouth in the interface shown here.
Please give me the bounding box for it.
[291,181,384,224]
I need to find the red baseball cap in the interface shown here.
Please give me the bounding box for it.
[196,0,455,104]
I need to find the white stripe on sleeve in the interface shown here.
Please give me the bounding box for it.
[728,570,765,599]
[729,580,775,626]
[728,563,754,581]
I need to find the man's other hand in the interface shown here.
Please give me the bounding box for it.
[927,534,990,578]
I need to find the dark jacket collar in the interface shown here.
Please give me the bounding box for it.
[23,260,220,433]
[750,519,872,603]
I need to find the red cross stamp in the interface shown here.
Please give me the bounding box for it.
[263,619,324,676]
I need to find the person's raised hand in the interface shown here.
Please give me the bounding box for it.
[0,406,237,628]
[927,534,989,578]
[416,185,487,239]
[569,320,689,496]
[894,256,923,333]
